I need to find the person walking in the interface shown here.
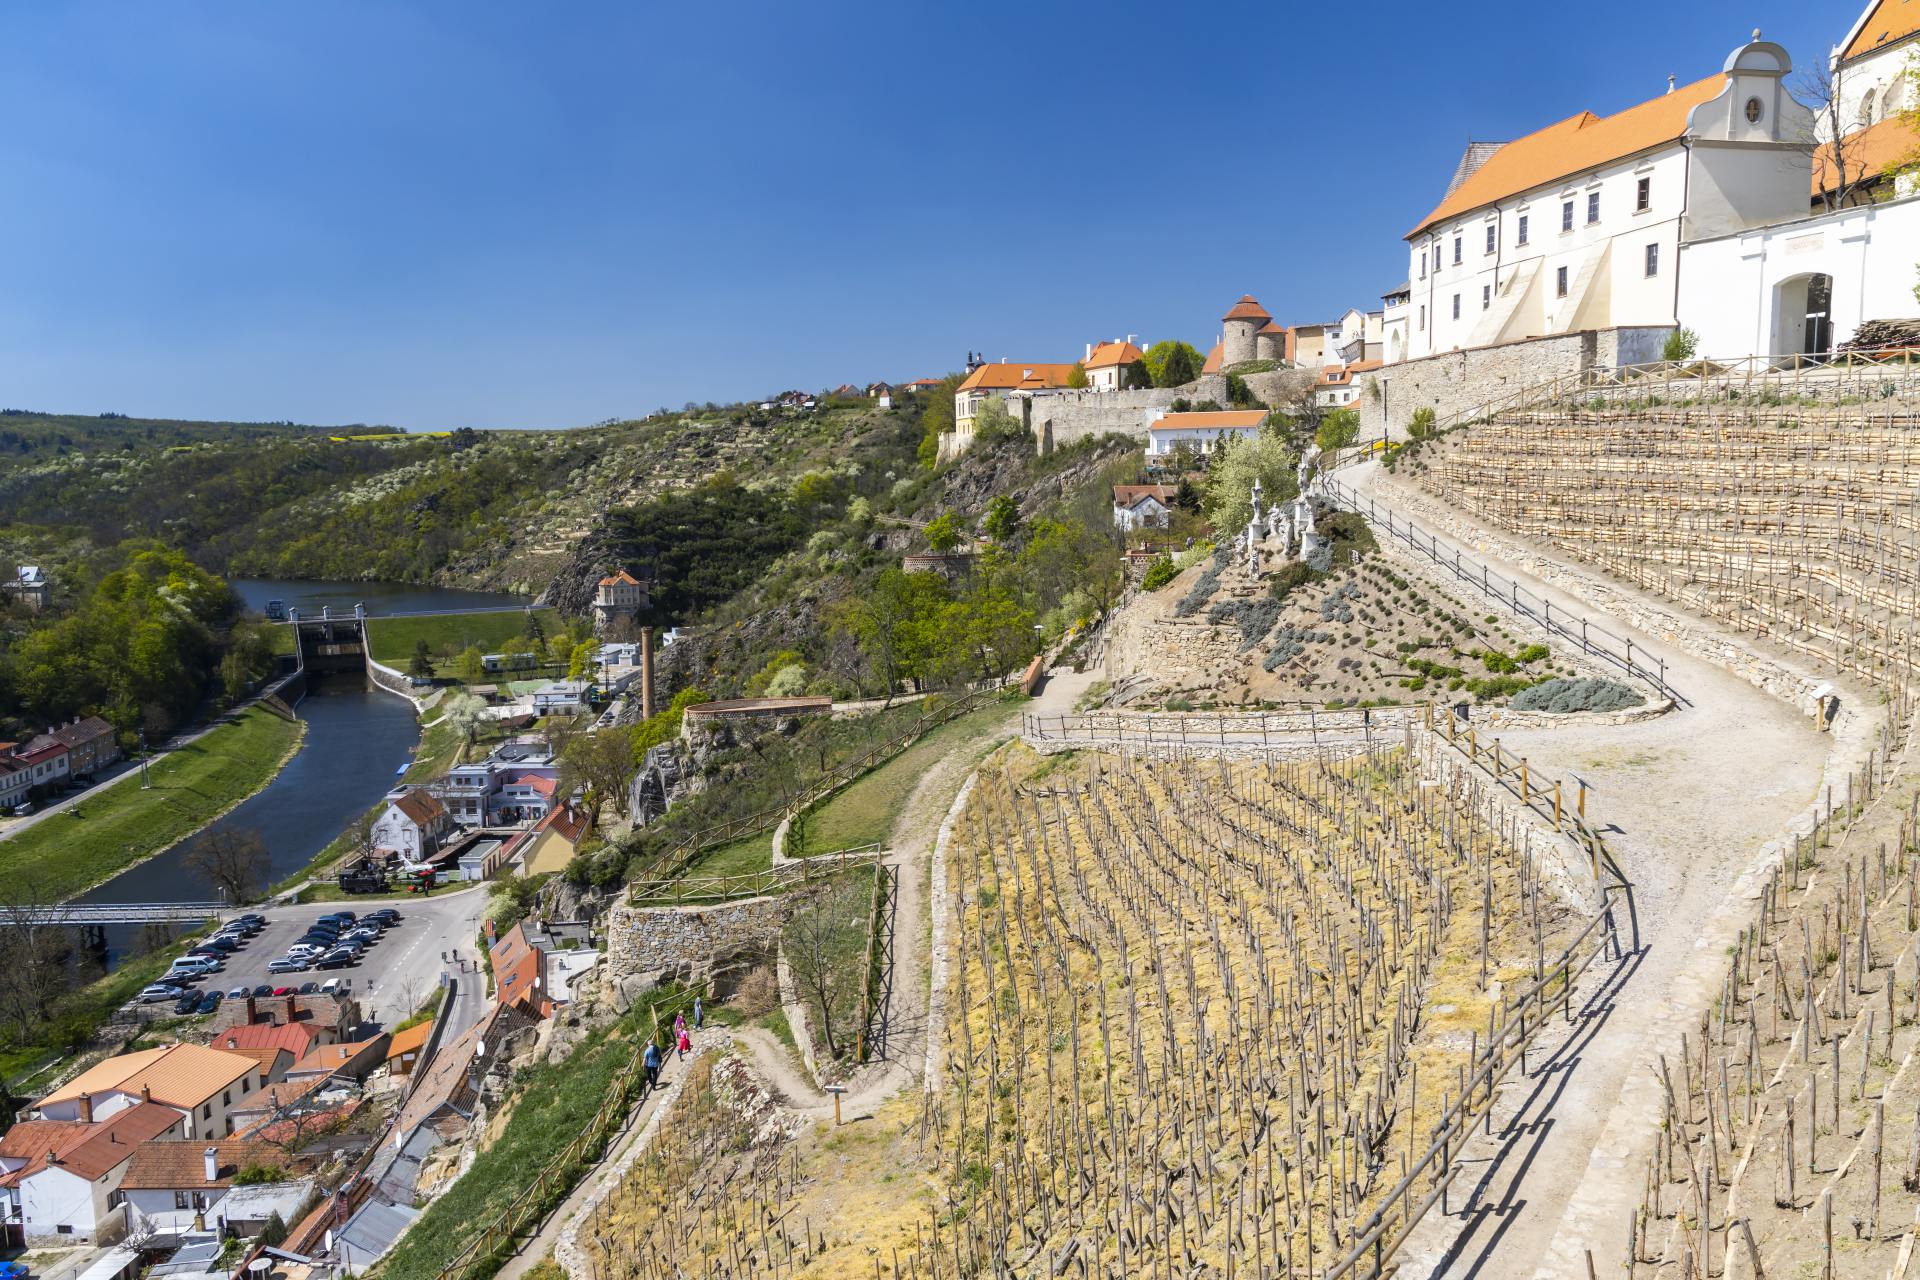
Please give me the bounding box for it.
[693,996,704,1030]
[673,1011,686,1041]
[676,1024,692,1059]
[643,1039,662,1090]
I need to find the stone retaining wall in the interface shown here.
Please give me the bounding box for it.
[604,896,789,990]
[1350,327,1671,441]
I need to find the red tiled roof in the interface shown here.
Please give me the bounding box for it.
[955,362,1078,394]
[1112,485,1179,506]
[218,1023,324,1059]
[1222,295,1271,322]
[597,569,642,587]
[118,1139,289,1191]
[19,1103,186,1182]
[392,789,447,828]
[50,717,114,749]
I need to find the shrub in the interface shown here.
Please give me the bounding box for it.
[1175,546,1230,617]
[1141,555,1179,592]
[1408,406,1436,439]
[1661,327,1699,363]
[1510,677,1644,714]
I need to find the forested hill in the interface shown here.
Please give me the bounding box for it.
[0,410,346,462]
[0,396,938,594]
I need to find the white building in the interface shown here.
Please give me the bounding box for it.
[0,1104,185,1243]
[1082,340,1145,392]
[1829,2,1920,140]
[1144,410,1267,457]
[1111,484,1179,531]
[1402,34,1813,361]
[531,680,592,716]
[369,787,454,864]
[33,1045,267,1140]
[944,359,1078,458]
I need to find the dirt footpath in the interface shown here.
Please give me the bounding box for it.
[1349,462,1879,1280]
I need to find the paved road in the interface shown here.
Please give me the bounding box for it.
[139,887,490,1034]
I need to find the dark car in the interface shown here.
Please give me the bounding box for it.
[195,991,222,1015]
[300,929,340,945]
[199,936,239,953]
[367,909,401,925]
[323,911,356,925]
[171,991,201,1015]
[251,984,275,998]
[298,982,320,994]
[315,949,355,969]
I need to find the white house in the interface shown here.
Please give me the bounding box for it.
[0,761,29,811]
[34,1045,267,1140]
[1082,340,1145,392]
[116,1141,310,1239]
[1111,484,1179,531]
[1829,2,1920,140]
[369,788,455,864]
[531,680,592,716]
[1144,410,1267,457]
[1402,34,1813,361]
[1380,284,1412,364]
[0,1103,185,1243]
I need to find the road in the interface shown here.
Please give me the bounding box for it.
[136,887,491,1035]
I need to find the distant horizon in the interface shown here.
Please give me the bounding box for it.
[1,2,1841,431]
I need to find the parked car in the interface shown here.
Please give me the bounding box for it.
[172,992,201,1015]
[298,982,320,994]
[271,986,295,997]
[226,986,251,999]
[168,958,220,978]
[139,982,187,1003]
[366,909,401,925]
[195,991,223,1015]
[250,984,275,998]
[200,935,240,952]
[344,928,380,945]
[266,957,306,974]
[315,949,355,969]
[320,977,347,996]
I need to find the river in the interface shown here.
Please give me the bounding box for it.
[78,578,528,963]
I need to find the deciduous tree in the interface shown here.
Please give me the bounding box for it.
[185,827,271,904]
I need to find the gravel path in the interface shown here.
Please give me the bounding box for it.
[1348,462,1882,1280]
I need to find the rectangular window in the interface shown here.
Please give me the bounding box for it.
[202,1104,211,1120]
[1517,214,1529,245]
[1419,251,1426,278]
[1485,225,1496,254]
[1452,236,1462,264]
[1451,294,1460,320]
[1645,243,1659,276]
[1636,176,1651,211]
[174,1192,190,1211]
[1556,265,1569,298]
[1482,284,1491,310]
[1418,305,1426,331]
[1587,191,1600,224]
[1562,200,1573,231]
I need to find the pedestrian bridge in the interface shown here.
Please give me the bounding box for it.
[5,902,227,926]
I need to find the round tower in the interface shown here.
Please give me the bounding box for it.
[1221,295,1271,368]
[1254,321,1287,363]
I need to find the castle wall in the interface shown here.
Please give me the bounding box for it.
[1031,375,1230,453]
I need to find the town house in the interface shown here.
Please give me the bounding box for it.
[369,788,454,864]
[33,1044,268,1140]
[0,1102,185,1244]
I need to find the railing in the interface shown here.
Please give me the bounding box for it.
[628,845,887,905]
[1,902,228,926]
[1439,349,1920,432]
[1321,477,1682,705]
[1025,706,1416,746]
[429,988,704,1280]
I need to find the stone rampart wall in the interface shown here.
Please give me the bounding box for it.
[1029,375,1231,453]
[1352,327,1672,441]
[605,896,789,988]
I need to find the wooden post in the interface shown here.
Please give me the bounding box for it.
[1554,780,1563,829]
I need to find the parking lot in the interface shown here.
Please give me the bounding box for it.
[133,887,491,1028]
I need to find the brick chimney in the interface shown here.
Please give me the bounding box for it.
[246,995,256,1024]
[640,627,655,720]
[140,1084,152,1104]
[78,1094,92,1124]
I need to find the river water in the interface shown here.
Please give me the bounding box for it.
[77,578,526,961]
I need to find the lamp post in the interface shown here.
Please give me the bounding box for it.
[138,731,151,790]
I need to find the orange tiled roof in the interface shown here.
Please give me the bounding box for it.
[118,1139,288,1191]
[1084,341,1144,370]
[597,569,642,587]
[218,1022,325,1059]
[1257,321,1286,335]
[1221,295,1271,322]
[1200,342,1223,375]
[385,1020,433,1060]
[1408,73,1726,239]
[1843,1,1920,62]
[392,788,447,828]
[1113,484,1179,506]
[40,1044,258,1111]
[288,1035,388,1078]
[9,1103,185,1183]
[955,362,1078,394]
[1148,410,1268,431]
[1813,115,1920,195]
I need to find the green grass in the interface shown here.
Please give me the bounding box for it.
[361,608,561,666]
[792,701,1011,855]
[0,931,203,1086]
[683,830,775,878]
[0,705,303,902]
[377,993,687,1280]
[783,868,875,1067]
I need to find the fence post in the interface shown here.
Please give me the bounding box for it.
[1554,780,1563,829]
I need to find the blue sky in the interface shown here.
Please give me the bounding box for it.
[0,2,1847,430]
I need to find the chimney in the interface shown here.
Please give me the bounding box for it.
[79,1094,92,1124]
[640,627,655,720]
[1084,342,1092,361]
[204,1147,220,1183]
[1666,74,1675,94]
[140,1084,152,1104]
[246,995,256,1023]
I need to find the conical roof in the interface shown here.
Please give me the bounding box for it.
[1222,295,1272,322]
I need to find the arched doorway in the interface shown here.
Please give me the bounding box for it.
[1773,273,1834,358]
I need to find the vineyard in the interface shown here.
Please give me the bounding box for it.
[580,743,1589,1278]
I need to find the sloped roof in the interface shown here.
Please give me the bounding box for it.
[495,951,544,1012]
[385,1021,433,1060]
[0,1121,92,1170]
[12,1103,185,1183]
[1409,73,1726,239]
[1222,295,1272,322]
[597,569,642,587]
[118,1139,289,1191]
[955,362,1078,394]
[51,717,114,749]
[1812,114,1920,194]
[1200,342,1223,375]
[391,789,447,828]
[218,1023,325,1059]
[1843,0,1920,63]
[288,1035,389,1079]
[41,1044,259,1111]
[228,1047,293,1078]
[1148,410,1268,432]
[1084,341,1144,370]
[1112,484,1179,506]
[1257,321,1286,335]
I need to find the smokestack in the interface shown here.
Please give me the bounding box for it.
[641,627,655,720]
[246,995,256,1024]
[204,1147,220,1183]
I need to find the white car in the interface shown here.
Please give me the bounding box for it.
[285,944,325,961]
[167,957,220,978]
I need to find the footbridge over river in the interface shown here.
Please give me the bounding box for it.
[8,902,228,927]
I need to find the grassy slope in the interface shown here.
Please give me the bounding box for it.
[0,705,303,901]
[793,702,1013,855]
[362,608,562,665]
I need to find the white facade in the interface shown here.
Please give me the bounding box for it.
[1830,5,1917,137]
[1113,495,1171,531]
[1404,38,1813,361]
[1678,192,1920,357]
[0,764,28,809]
[1145,425,1260,457]
[15,1163,118,1241]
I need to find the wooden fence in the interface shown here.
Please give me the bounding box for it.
[428,989,704,1280]
[627,845,887,905]
[1024,705,1415,747]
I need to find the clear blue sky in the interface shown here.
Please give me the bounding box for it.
[0,2,1845,430]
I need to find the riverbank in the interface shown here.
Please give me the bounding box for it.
[0,705,306,902]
